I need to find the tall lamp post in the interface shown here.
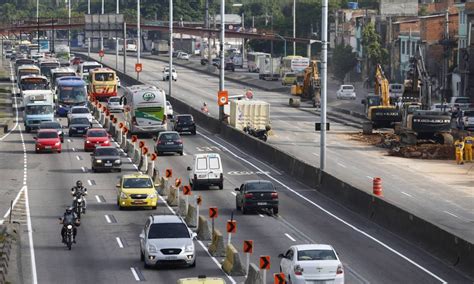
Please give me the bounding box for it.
[319,0,328,177]
[36,0,39,53]
[275,34,287,57]
[169,0,173,96]
[115,0,119,70]
[219,0,225,121]
[68,0,71,48]
[87,0,90,57]
[293,0,296,55]
[101,0,104,51]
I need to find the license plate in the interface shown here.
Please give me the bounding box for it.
[182,127,189,130]
[77,130,83,133]
[45,146,52,149]
[165,256,177,260]
[132,200,145,204]
[166,142,173,145]
[257,202,267,206]
[104,163,112,167]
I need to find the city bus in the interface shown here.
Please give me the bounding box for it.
[55,76,87,117]
[17,65,40,83]
[51,67,77,90]
[39,59,61,79]
[123,85,167,134]
[19,75,49,97]
[246,52,270,72]
[87,68,117,100]
[77,61,102,82]
[279,55,310,77]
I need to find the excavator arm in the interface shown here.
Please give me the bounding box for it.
[374,64,390,107]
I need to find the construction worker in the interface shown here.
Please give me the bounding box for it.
[454,137,465,165]
[464,133,473,162]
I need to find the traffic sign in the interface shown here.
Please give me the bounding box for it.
[138,141,145,148]
[197,195,202,205]
[273,273,286,284]
[165,168,173,178]
[259,256,270,270]
[183,185,192,195]
[175,178,182,187]
[209,207,218,219]
[243,240,253,254]
[150,153,157,161]
[217,90,229,106]
[131,135,138,142]
[112,117,117,124]
[226,220,236,233]
[135,63,143,73]
[122,127,129,134]
[118,122,124,129]
[142,147,149,155]
[99,50,105,57]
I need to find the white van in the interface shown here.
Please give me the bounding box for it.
[187,153,223,190]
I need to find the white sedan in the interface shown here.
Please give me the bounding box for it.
[67,106,93,125]
[166,101,173,118]
[162,67,177,81]
[279,244,344,284]
[107,97,123,112]
[336,85,356,100]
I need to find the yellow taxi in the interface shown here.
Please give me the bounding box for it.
[176,276,226,284]
[116,174,158,210]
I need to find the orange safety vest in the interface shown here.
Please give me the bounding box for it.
[454,140,464,152]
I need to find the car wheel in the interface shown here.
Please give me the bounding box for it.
[118,204,123,210]
[241,204,247,214]
[179,151,183,156]
[151,206,157,210]
[140,250,145,261]
[57,151,61,154]
[143,261,151,269]
[191,130,196,135]
[219,182,223,190]
[273,207,279,215]
[190,258,196,267]
[117,168,122,172]
[236,200,240,211]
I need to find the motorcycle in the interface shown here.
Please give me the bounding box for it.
[64,224,74,250]
[243,124,271,142]
[72,191,86,219]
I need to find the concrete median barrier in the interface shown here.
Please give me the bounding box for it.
[152,168,159,182]
[104,117,109,129]
[132,149,141,165]
[244,263,262,284]
[221,244,246,276]
[120,134,127,150]
[166,185,178,206]
[156,177,167,195]
[196,215,212,241]
[146,161,154,176]
[185,203,197,228]
[208,229,226,257]
[178,196,187,216]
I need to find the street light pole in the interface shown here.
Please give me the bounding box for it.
[169,0,173,97]
[36,0,40,53]
[87,0,90,57]
[293,0,296,55]
[320,0,328,176]
[101,0,104,51]
[275,34,286,57]
[219,0,225,121]
[68,0,71,48]
[116,0,119,70]
[137,0,141,80]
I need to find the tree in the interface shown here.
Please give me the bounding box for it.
[362,22,388,66]
[332,43,357,83]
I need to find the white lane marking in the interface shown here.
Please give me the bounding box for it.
[196,240,236,284]
[259,214,265,218]
[2,186,25,219]
[442,211,469,222]
[76,155,81,160]
[197,131,447,284]
[116,237,124,248]
[285,233,296,242]
[312,152,319,156]
[401,192,413,198]
[81,167,87,173]
[130,267,140,281]
[67,139,72,143]
[87,180,93,186]
[337,162,347,168]
[230,192,237,196]
[366,175,373,180]
[95,195,101,203]
[72,148,76,152]
[105,215,112,223]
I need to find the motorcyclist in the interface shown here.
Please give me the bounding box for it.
[201,102,209,114]
[60,207,78,244]
[245,88,254,100]
[71,180,88,213]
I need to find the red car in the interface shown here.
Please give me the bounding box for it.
[84,128,111,151]
[35,129,62,153]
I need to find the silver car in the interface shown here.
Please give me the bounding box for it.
[107,97,123,112]
[139,215,196,268]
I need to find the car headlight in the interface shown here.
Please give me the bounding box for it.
[119,192,128,199]
[149,193,156,199]
[185,245,194,252]
[86,140,91,144]
[114,159,121,164]
[55,142,61,146]
[148,244,157,253]
[96,159,102,163]
[71,127,76,130]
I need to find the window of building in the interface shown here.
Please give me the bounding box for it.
[402,41,406,55]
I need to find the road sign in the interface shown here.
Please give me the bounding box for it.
[99,50,105,57]
[112,117,117,124]
[131,135,138,142]
[142,147,148,155]
[183,185,192,195]
[209,207,218,219]
[217,90,229,106]
[165,168,172,178]
[197,195,202,205]
[175,178,182,187]
[226,220,236,233]
[138,141,145,148]
[243,240,253,254]
[273,273,286,284]
[118,122,124,129]
[135,63,143,73]
[122,127,129,134]
[259,256,270,270]
[150,153,157,161]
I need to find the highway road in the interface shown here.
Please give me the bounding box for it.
[83,52,474,244]
[1,62,470,283]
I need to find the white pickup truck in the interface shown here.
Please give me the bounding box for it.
[448,96,472,113]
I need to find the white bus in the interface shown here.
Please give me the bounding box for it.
[123,85,167,134]
[51,67,77,90]
[280,55,310,77]
[77,61,102,82]
[247,52,270,73]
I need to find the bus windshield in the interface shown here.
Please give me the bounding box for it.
[20,78,48,90]
[40,64,60,77]
[83,65,101,74]
[19,70,39,78]
[58,86,86,104]
[94,72,115,82]
[25,105,53,115]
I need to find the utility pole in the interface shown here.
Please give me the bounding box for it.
[87,0,91,57]
[293,0,296,55]
[319,0,328,177]
[169,0,173,96]
[68,0,71,48]
[36,0,39,53]
[101,0,104,51]
[443,10,449,100]
[123,22,127,73]
[116,0,119,70]
[137,0,141,80]
[206,0,212,72]
[219,0,225,121]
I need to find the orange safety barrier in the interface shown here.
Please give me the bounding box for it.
[373,177,383,196]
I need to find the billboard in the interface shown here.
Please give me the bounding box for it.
[85,14,124,39]
[39,40,50,53]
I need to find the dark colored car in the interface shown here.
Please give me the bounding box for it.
[174,114,196,135]
[235,180,279,214]
[39,121,64,143]
[90,146,121,172]
[154,131,183,156]
[224,62,235,72]
[200,58,208,65]
[212,58,220,67]
[68,117,92,137]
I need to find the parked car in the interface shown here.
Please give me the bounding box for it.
[67,106,92,125]
[235,180,279,214]
[34,129,62,153]
[336,85,356,100]
[224,62,235,72]
[173,114,196,135]
[279,244,344,284]
[116,174,158,210]
[211,58,220,68]
[154,131,183,156]
[172,50,185,58]
[68,117,92,137]
[187,153,223,190]
[200,58,209,65]
[139,214,196,268]
[39,121,64,143]
[461,110,474,130]
[177,52,190,60]
[166,101,173,118]
[282,72,297,86]
[162,67,177,81]
[83,128,111,151]
[107,96,124,112]
[90,146,121,172]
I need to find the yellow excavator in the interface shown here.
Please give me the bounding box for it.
[290,60,321,107]
[361,64,401,134]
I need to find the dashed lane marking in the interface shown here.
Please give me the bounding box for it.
[130,267,144,281]
[230,192,237,196]
[81,167,87,173]
[401,192,413,198]
[87,179,96,186]
[116,237,124,248]
[285,233,296,242]
[76,155,82,160]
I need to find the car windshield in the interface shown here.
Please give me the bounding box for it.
[95,148,119,156]
[148,223,190,239]
[178,115,193,122]
[25,105,53,115]
[58,86,86,104]
[342,86,354,90]
[37,131,58,139]
[83,65,101,74]
[159,133,179,141]
[94,72,115,82]
[40,122,60,129]
[246,182,274,191]
[71,118,90,125]
[455,98,470,104]
[285,73,296,78]
[109,97,120,103]
[72,108,89,114]
[122,178,153,188]
[88,130,107,137]
[297,249,337,261]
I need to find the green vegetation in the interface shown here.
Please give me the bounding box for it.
[332,43,358,83]
[362,22,388,66]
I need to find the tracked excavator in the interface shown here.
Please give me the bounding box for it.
[290,60,321,107]
[395,46,453,145]
[361,65,401,134]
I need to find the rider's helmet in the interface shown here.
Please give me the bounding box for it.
[76,180,82,187]
[66,207,73,214]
